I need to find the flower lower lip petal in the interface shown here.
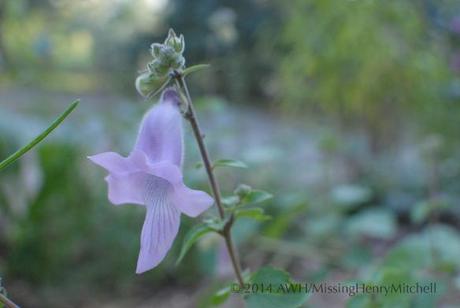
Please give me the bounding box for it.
[136,190,181,274]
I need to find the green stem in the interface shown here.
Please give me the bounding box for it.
[174,73,244,287]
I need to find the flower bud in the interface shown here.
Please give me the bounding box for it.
[234,184,252,197]
[148,45,185,76]
[148,59,170,77]
[171,54,186,70]
[135,29,186,96]
[157,45,177,63]
[150,43,163,58]
[164,29,185,54]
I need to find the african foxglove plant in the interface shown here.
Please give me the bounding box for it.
[90,29,308,307]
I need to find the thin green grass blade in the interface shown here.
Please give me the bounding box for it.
[0,99,79,171]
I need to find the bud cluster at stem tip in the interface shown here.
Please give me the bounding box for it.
[149,29,185,76]
[135,29,186,97]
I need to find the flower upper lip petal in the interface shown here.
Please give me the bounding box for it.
[87,149,150,176]
[133,90,183,167]
[145,160,183,185]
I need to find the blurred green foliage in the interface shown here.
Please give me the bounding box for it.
[1,0,460,306]
[275,0,460,155]
[278,0,449,113]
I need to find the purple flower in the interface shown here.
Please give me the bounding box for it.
[88,89,214,273]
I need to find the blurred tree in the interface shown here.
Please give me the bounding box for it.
[275,0,451,153]
[165,0,281,100]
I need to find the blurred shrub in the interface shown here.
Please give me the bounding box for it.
[277,0,449,111]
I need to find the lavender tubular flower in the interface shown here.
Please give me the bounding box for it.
[88,89,214,273]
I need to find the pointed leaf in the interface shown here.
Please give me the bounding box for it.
[213,159,248,169]
[194,161,204,169]
[176,224,214,265]
[0,100,79,171]
[203,217,228,232]
[222,195,240,207]
[241,190,273,205]
[182,64,211,77]
[211,284,232,305]
[245,267,309,308]
[146,77,172,99]
[235,208,271,221]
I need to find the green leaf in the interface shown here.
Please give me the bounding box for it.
[182,64,211,77]
[235,208,271,222]
[346,209,397,240]
[330,184,372,210]
[0,100,79,171]
[394,225,460,271]
[136,72,169,98]
[176,224,214,265]
[203,217,229,232]
[346,269,414,308]
[146,77,172,99]
[234,184,252,197]
[213,159,248,169]
[222,195,240,207]
[264,202,307,238]
[195,158,247,170]
[245,267,309,308]
[241,190,273,205]
[210,284,232,305]
[410,201,432,224]
[410,199,450,224]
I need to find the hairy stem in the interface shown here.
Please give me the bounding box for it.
[174,73,244,287]
[0,293,20,308]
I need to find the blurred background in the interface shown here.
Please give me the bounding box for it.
[1,0,460,307]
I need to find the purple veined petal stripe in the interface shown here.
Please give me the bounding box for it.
[136,176,181,274]
[134,90,183,167]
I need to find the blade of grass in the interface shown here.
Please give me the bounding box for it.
[0,99,79,171]
[0,293,20,308]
